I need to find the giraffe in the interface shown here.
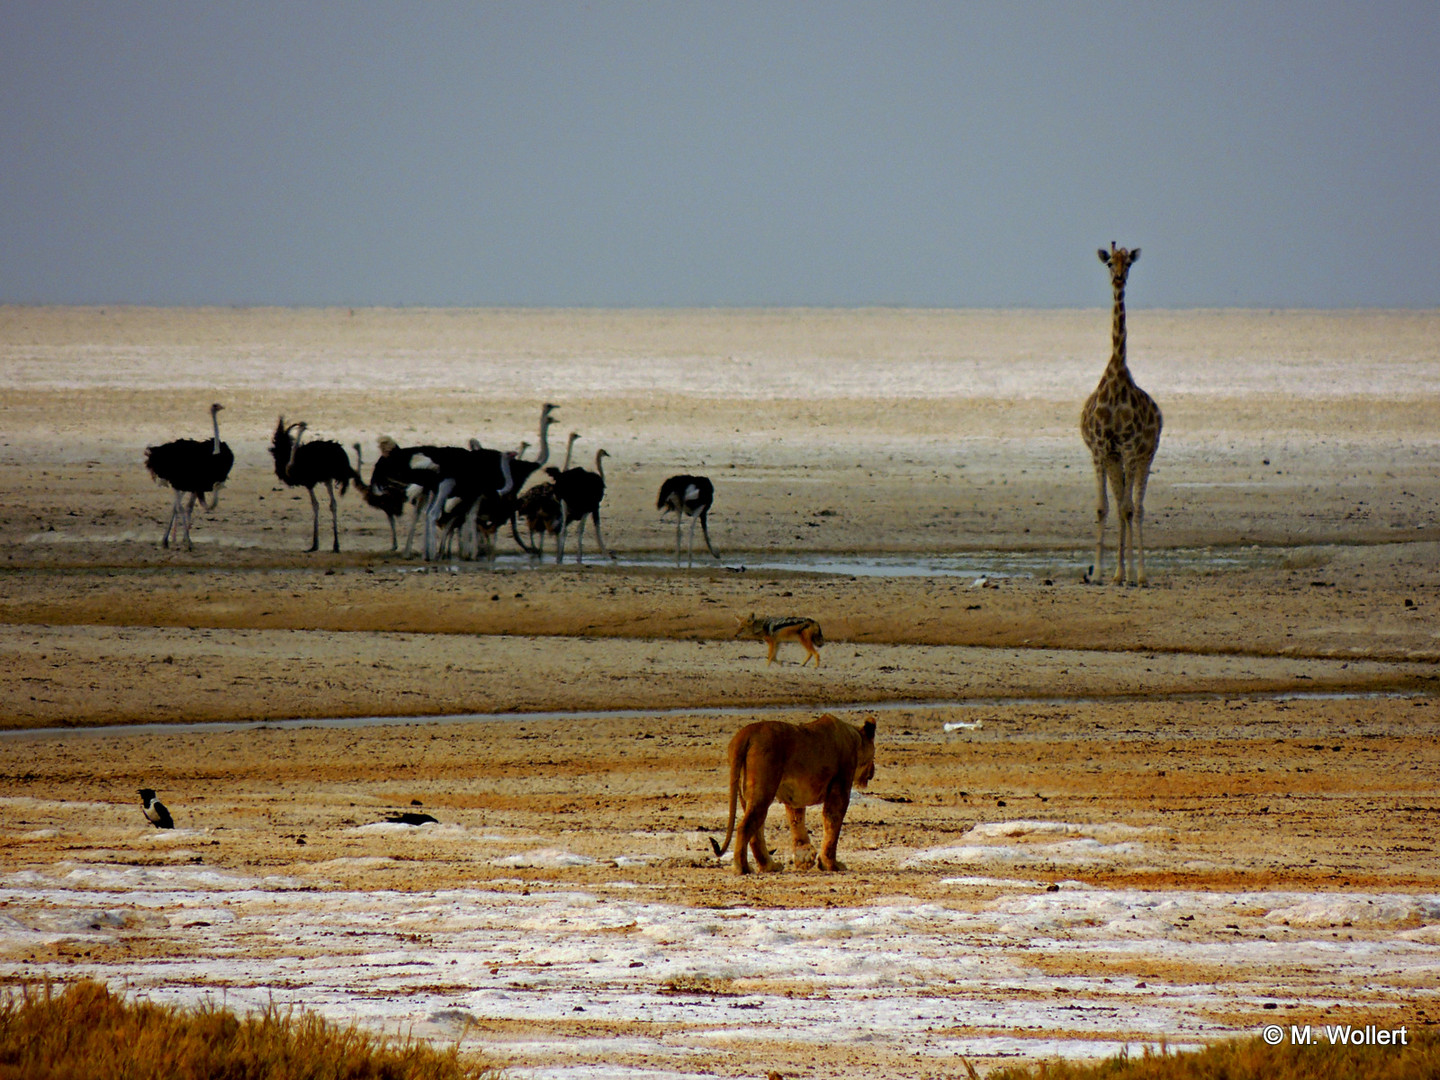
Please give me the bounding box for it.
[1080,243,1162,585]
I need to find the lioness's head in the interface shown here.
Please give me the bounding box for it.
[854,716,877,788]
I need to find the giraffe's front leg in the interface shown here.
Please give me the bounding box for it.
[1089,459,1108,584]
[1105,461,1129,585]
[1133,462,1153,586]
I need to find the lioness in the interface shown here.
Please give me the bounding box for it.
[709,713,876,875]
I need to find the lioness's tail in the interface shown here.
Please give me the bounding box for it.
[709,730,749,859]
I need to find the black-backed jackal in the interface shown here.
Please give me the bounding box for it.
[734,614,825,667]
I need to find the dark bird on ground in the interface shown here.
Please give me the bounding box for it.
[138,788,174,829]
[143,403,234,550]
[383,812,439,826]
[658,474,720,567]
[269,417,364,552]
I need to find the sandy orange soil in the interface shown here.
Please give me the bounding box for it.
[0,307,1437,1077]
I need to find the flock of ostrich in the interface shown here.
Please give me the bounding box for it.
[143,399,723,568]
[144,244,1154,582]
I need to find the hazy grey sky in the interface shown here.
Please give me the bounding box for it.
[2,3,1436,307]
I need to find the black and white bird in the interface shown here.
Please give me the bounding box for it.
[550,448,617,565]
[143,403,234,550]
[138,788,174,829]
[269,417,364,553]
[353,442,409,550]
[658,474,720,567]
[436,403,560,562]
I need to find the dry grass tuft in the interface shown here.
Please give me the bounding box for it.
[0,979,501,1080]
[976,1025,1439,1080]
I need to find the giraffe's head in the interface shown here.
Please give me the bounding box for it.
[1098,242,1140,286]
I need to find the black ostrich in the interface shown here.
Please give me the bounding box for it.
[658,474,720,567]
[138,788,174,829]
[551,448,617,565]
[143,402,235,550]
[353,442,409,551]
[369,436,448,556]
[269,417,363,552]
[368,436,493,559]
[436,451,520,561]
[436,403,559,561]
[416,443,516,561]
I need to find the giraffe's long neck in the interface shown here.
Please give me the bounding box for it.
[1107,280,1130,379]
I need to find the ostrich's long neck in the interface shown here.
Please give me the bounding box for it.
[498,453,515,496]
[211,410,223,454]
[533,415,552,467]
[286,427,304,472]
[594,450,606,482]
[1108,280,1130,377]
[563,434,578,471]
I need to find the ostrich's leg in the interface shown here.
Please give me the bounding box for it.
[424,478,456,561]
[162,490,183,548]
[306,487,321,552]
[180,492,198,550]
[698,508,720,560]
[403,492,427,556]
[589,511,616,561]
[326,479,339,553]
